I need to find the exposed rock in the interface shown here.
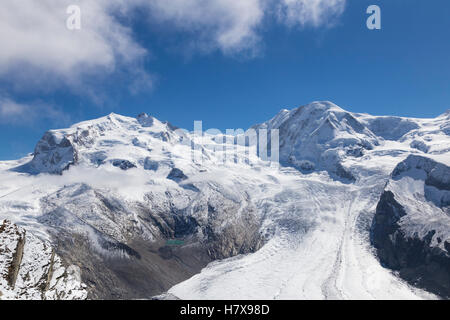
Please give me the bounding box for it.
[30,131,78,174]
[112,159,137,170]
[0,220,87,300]
[51,231,211,299]
[137,113,155,127]
[152,292,181,300]
[0,220,25,289]
[371,155,450,298]
[410,140,430,153]
[143,157,159,171]
[167,168,188,182]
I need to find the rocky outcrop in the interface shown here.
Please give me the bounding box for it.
[371,155,450,298]
[205,213,262,260]
[0,220,25,289]
[29,131,79,174]
[167,168,188,182]
[0,220,87,300]
[13,112,189,176]
[112,159,137,170]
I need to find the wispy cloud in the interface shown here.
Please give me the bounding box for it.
[0,97,70,126]
[277,0,346,28]
[142,0,346,55]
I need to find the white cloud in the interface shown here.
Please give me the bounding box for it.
[145,0,265,54]
[0,0,346,95]
[0,97,70,126]
[0,98,26,118]
[144,0,346,54]
[277,0,346,28]
[0,1,146,85]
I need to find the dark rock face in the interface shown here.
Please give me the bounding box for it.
[167,168,188,182]
[112,159,137,170]
[410,140,430,153]
[371,191,407,268]
[204,208,263,260]
[372,192,450,298]
[371,155,450,298]
[138,193,263,261]
[137,113,155,127]
[52,206,263,299]
[143,157,159,171]
[334,163,356,182]
[27,131,78,174]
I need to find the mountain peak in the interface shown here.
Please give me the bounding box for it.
[106,112,123,120]
[299,101,344,113]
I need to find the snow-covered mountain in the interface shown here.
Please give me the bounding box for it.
[0,101,449,300]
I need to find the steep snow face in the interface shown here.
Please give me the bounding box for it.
[0,101,449,300]
[359,116,420,141]
[0,220,87,300]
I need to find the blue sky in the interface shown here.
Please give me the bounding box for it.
[0,0,449,160]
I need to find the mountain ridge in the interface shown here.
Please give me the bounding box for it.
[15,101,450,178]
